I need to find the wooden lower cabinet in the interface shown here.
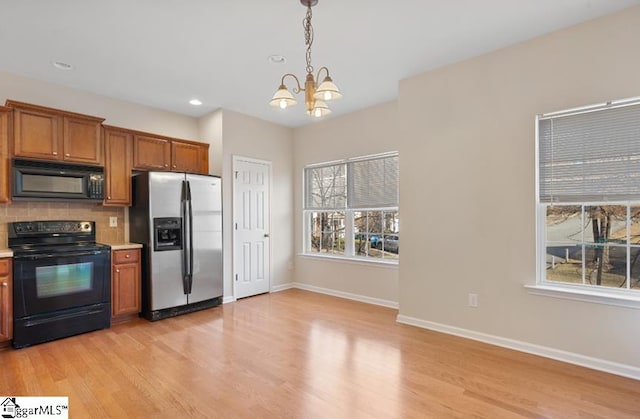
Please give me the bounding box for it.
[111,249,141,322]
[0,258,12,345]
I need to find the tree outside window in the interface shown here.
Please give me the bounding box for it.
[304,153,399,262]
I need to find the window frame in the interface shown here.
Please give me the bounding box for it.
[533,97,640,308]
[303,152,399,264]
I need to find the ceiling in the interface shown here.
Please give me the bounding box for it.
[0,0,637,127]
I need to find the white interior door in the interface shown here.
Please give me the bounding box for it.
[233,157,271,299]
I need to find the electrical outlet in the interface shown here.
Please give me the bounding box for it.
[468,293,478,308]
[109,216,118,227]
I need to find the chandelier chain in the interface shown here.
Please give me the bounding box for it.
[303,5,314,75]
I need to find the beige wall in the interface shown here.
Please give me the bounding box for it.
[2,5,639,372]
[0,70,295,303]
[398,7,640,367]
[293,101,399,305]
[0,71,199,139]
[218,110,294,300]
[0,70,198,247]
[198,109,224,176]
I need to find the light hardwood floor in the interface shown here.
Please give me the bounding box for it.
[2,289,640,418]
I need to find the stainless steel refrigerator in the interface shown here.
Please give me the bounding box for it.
[130,171,223,321]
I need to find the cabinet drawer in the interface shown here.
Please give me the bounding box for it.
[0,258,9,276]
[113,249,140,264]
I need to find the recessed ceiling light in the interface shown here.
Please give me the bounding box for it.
[189,99,203,106]
[268,55,287,65]
[52,61,73,71]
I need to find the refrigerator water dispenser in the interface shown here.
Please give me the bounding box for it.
[153,217,182,251]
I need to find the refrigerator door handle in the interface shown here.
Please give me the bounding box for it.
[186,180,194,294]
[181,180,190,295]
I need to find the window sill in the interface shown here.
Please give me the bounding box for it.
[298,253,399,269]
[525,284,640,309]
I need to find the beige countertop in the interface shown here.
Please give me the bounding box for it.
[0,249,13,258]
[108,243,143,250]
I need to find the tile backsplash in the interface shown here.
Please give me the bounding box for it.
[0,202,125,247]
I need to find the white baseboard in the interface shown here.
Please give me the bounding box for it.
[222,296,236,304]
[291,282,399,309]
[396,314,640,381]
[271,283,295,293]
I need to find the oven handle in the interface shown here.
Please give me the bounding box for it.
[13,249,110,260]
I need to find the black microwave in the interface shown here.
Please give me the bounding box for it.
[12,159,104,201]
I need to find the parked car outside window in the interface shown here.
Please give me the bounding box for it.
[378,235,399,253]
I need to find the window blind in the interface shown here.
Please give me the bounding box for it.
[538,101,640,203]
[348,155,399,209]
[304,153,399,210]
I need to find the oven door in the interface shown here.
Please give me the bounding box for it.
[13,249,111,319]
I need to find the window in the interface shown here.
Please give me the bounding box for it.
[536,98,640,294]
[304,153,399,262]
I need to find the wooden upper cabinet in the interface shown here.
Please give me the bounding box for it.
[0,107,11,203]
[6,100,104,165]
[64,116,103,164]
[133,134,209,174]
[11,106,60,160]
[104,126,133,206]
[133,135,171,171]
[172,140,209,174]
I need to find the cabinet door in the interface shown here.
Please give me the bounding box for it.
[171,140,209,174]
[133,135,171,170]
[104,128,132,206]
[12,107,62,160]
[112,249,141,319]
[112,261,141,317]
[63,116,103,165]
[0,258,12,342]
[0,107,11,203]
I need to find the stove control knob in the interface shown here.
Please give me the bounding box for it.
[15,225,23,232]
[83,223,91,231]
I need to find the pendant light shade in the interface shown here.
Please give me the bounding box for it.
[314,75,342,101]
[309,100,331,118]
[269,85,297,109]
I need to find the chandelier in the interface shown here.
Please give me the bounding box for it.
[270,0,342,118]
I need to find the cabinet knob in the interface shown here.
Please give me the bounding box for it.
[52,151,58,156]
[65,153,70,157]
[164,164,169,167]
[108,196,111,200]
[125,254,130,258]
[1,282,7,287]
[173,165,177,168]
[116,269,120,273]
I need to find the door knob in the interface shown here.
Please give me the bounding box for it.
[264,234,270,238]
